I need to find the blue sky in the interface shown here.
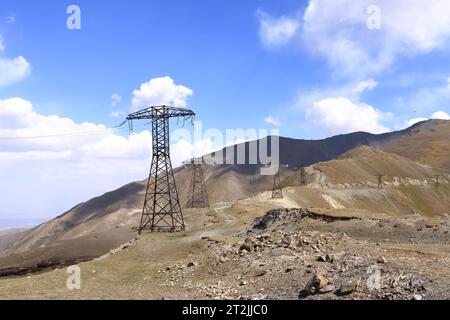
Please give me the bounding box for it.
[1,0,450,225]
[1,0,313,135]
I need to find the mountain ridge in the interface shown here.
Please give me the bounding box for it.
[0,119,448,273]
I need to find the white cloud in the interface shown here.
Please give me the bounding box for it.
[351,79,378,95]
[1,150,73,161]
[295,79,387,136]
[401,111,449,128]
[81,131,152,159]
[264,116,282,127]
[256,9,300,49]
[305,97,389,136]
[295,78,378,111]
[431,111,450,120]
[171,138,216,167]
[0,55,31,88]
[111,93,122,107]
[301,0,450,77]
[0,97,112,151]
[131,76,193,110]
[0,35,31,87]
[0,97,213,220]
[406,117,429,127]
[6,15,16,24]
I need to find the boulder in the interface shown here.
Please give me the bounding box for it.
[377,256,387,264]
[239,238,254,252]
[319,284,336,294]
[339,279,358,295]
[304,271,330,295]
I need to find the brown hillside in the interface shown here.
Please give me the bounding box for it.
[380,119,450,170]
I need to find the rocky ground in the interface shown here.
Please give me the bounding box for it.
[156,208,450,300]
[1,205,450,300]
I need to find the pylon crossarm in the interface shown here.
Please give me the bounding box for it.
[126,106,195,121]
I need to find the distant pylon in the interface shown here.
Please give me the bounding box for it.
[376,174,384,189]
[272,166,283,199]
[300,167,306,186]
[126,106,195,234]
[250,173,257,196]
[186,158,209,208]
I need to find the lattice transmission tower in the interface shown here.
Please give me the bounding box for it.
[299,166,306,186]
[126,106,195,234]
[272,165,283,199]
[186,158,209,208]
[376,173,384,189]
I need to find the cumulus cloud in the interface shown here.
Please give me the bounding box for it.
[296,79,378,111]
[305,97,389,136]
[405,117,429,127]
[296,78,387,136]
[0,97,213,221]
[298,0,450,77]
[307,0,450,75]
[131,76,193,110]
[256,9,300,49]
[431,111,450,120]
[171,138,216,166]
[0,56,30,87]
[264,116,282,127]
[0,97,112,151]
[0,35,31,87]
[406,110,450,127]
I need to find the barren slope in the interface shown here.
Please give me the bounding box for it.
[380,120,450,170]
[1,120,448,274]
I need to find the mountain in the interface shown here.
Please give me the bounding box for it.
[0,228,28,253]
[0,119,448,274]
[0,228,27,237]
[213,119,450,170]
[280,145,449,217]
[380,119,450,170]
[312,145,443,184]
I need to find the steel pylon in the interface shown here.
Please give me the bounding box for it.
[126,106,195,233]
[272,168,283,199]
[186,159,209,208]
[299,167,306,186]
[376,173,384,189]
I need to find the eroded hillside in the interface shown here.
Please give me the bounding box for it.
[0,120,448,281]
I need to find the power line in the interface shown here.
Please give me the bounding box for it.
[0,120,146,140]
[0,131,113,140]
